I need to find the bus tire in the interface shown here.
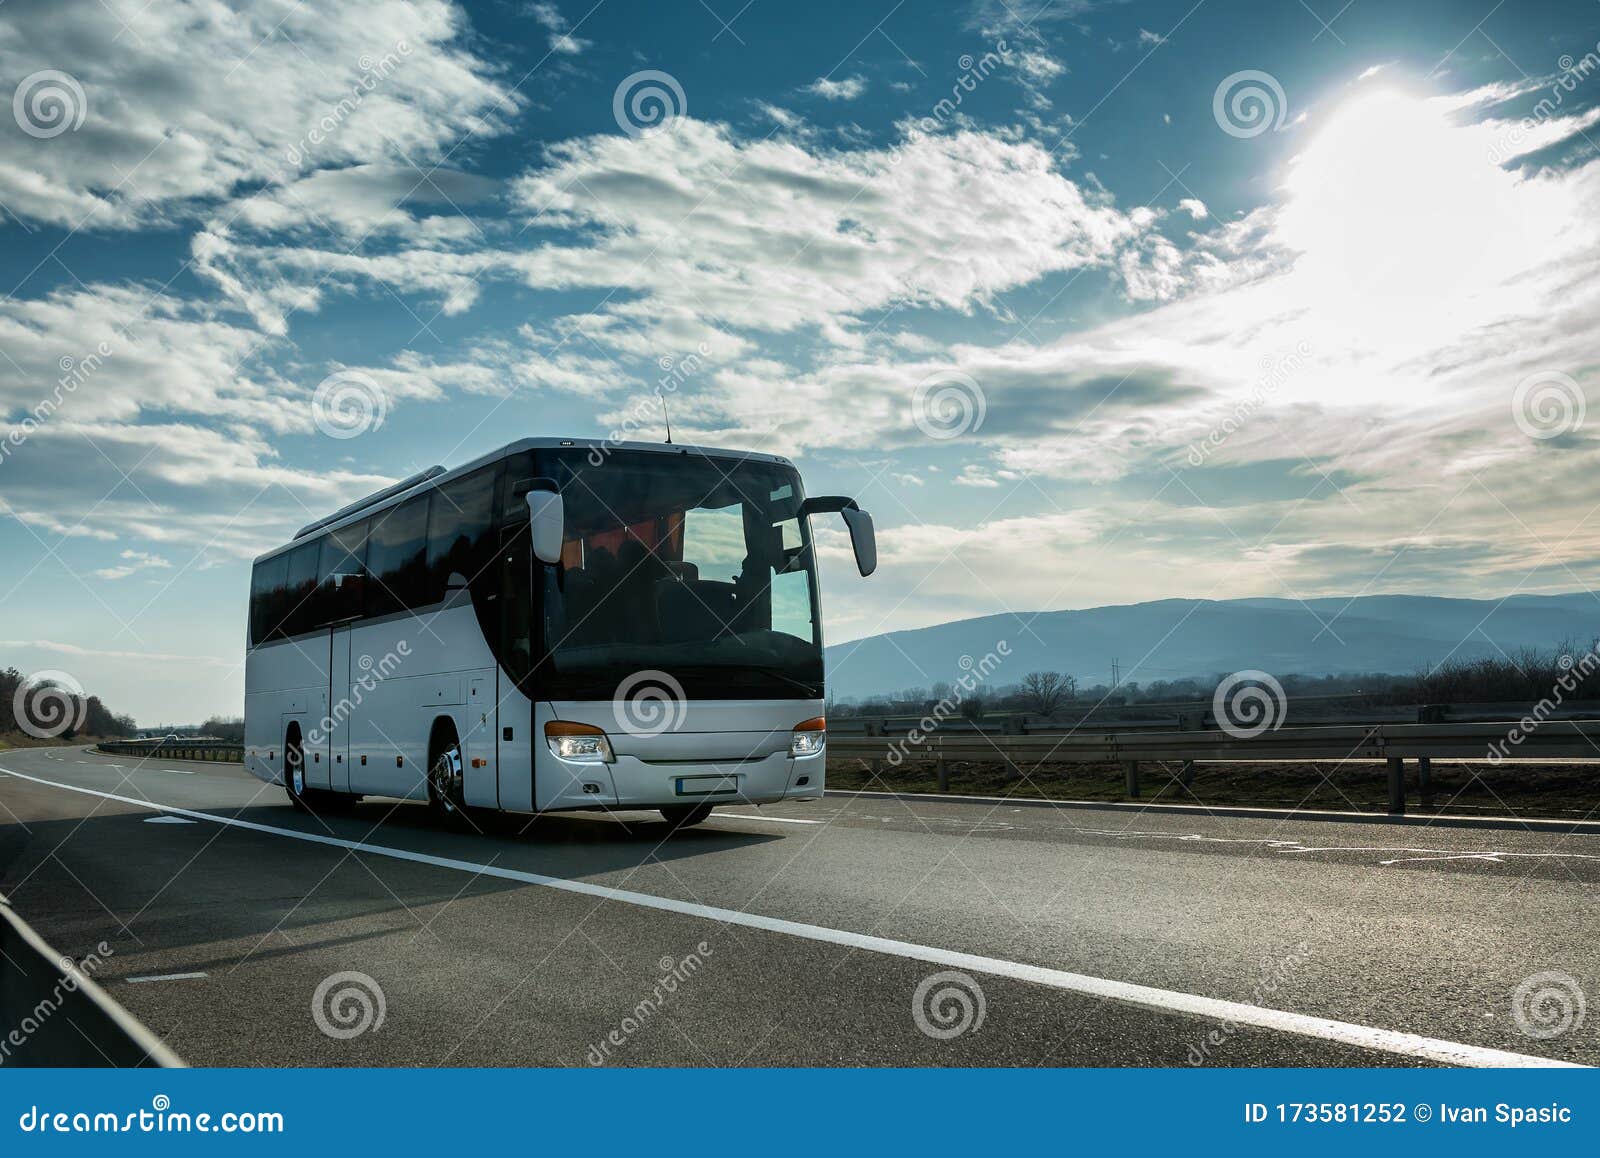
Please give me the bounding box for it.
[284,730,313,812]
[426,721,469,827]
[659,804,713,829]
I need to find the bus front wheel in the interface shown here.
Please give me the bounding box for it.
[659,804,713,829]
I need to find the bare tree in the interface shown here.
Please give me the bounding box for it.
[1019,671,1073,718]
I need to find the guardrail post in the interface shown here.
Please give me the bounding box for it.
[1417,756,1432,810]
[1386,757,1406,816]
[936,734,949,792]
[1123,759,1140,799]
[1179,759,1197,790]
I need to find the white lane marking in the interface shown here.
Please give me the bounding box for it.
[125,972,208,983]
[1032,827,1600,869]
[709,812,822,826]
[160,768,198,776]
[144,816,196,825]
[0,763,1577,1070]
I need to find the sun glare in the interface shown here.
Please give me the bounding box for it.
[1275,84,1557,356]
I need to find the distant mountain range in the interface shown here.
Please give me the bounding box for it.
[823,593,1600,701]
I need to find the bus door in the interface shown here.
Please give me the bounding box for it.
[328,625,353,792]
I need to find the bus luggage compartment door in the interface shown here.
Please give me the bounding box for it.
[328,625,353,792]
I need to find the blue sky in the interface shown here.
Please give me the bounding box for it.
[3,0,1600,723]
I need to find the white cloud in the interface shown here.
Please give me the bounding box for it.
[528,2,593,55]
[0,284,298,430]
[93,550,173,580]
[0,0,518,230]
[805,76,868,101]
[507,119,1158,347]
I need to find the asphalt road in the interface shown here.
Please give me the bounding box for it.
[1,743,1596,1067]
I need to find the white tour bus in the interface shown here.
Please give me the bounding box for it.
[242,438,876,829]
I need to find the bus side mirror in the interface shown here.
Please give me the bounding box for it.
[842,507,876,577]
[799,496,877,578]
[525,488,565,565]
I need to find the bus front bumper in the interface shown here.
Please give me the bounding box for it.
[539,750,824,812]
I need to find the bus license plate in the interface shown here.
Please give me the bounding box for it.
[675,775,739,796]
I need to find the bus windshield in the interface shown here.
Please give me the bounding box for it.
[537,450,823,699]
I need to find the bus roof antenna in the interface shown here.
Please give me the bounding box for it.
[659,390,673,444]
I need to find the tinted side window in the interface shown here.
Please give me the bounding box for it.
[366,497,430,615]
[249,553,287,646]
[426,467,497,600]
[317,521,368,622]
[282,541,322,636]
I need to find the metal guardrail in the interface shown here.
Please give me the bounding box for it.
[828,720,1600,815]
[97,737,243,762]
[0,892,183,1067]
[830,699,1600,734]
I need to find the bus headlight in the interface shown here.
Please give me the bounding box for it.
[790,716,825,757]
[545,720,614,763]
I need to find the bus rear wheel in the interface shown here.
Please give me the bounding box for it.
[285,737,312,812]
[659,804,713,829]
[427,728,469,826]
